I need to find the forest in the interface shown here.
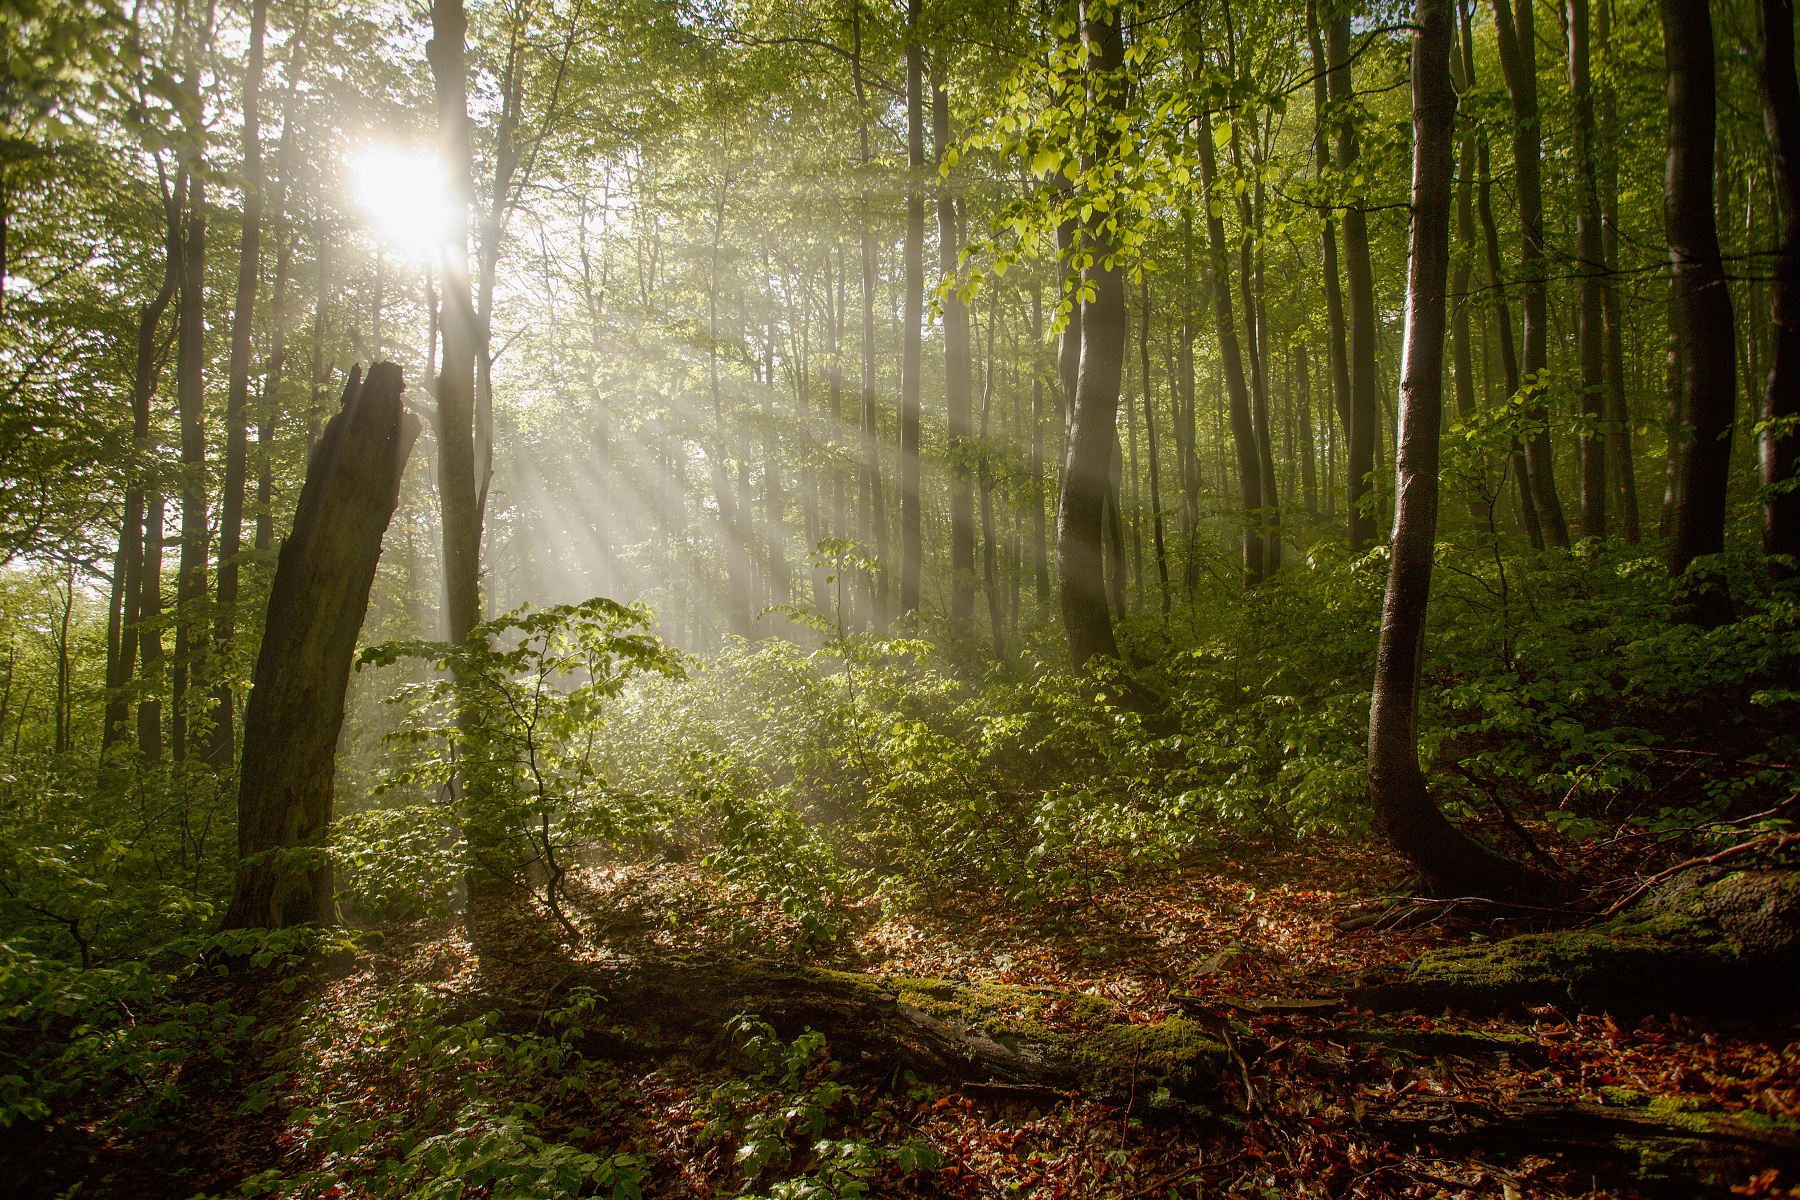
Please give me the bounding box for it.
[2,0,1799,1191]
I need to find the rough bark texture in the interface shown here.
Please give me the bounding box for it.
[224,364,419,929]
[1760,0,1800,574]
[1662,0,1737,624]
[1058,0,1126,667]
[1489,0,1571,548]
[1369,0,1521,901]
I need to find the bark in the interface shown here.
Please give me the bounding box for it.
[1760,0,1800,574]
[1031,286,1051,604]
[1234,123,1282,573]
[937,78,976,625]
[1371,0,1522,899]
[1195,100,1263,585]
[706,189,755,637]
[1568,0,1608,541]
[138,486,166,761]
[1142,283,1170,612]
[429,0,483,647]
[1596,0,1640,544]
[850,4,889,632]
[1489,0,1571,547]
[978,296,1005,657]
[1662,0,1738,624]
[1448,7,1485,521]
[209,0,268,769]
[1058,0,1127,667]
[223,364,420,928]
[1329,14,1381,553]
[1296,345,1319,519]
[1308,0,1353,534]
[898,2,924,620]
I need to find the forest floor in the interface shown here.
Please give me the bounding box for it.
[29,839,1800,1199]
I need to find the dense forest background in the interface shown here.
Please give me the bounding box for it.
[2,0,1798,1192]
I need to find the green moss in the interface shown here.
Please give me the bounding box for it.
[1599,1085,1647,1107]
[1081,1015,1231,1094]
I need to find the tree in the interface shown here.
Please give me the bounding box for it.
[1370,0,1521,899]
[1567,0,1607,541]
[1760,0,1800,575]
[1328,9,1381,553]
[898,0,925,620]
[1661,0,1736,624]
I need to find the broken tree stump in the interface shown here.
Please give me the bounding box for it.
[224,363,420,929]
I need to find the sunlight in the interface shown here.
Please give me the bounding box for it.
[348,145,456,263]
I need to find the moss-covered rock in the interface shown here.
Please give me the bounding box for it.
[1351,870,1800,1016]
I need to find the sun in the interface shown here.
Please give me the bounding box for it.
[349,145,457,263]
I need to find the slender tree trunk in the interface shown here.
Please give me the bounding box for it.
[103,171,183,760]
[850,6,889,632]
[173,164,208,762]
[1329,14,1381,552]
[1196,99,1264,584]
[1141,282,1170,612]
[209,0,268,768]
[1448,9,1486,522]
[1309,0,1353,536]
[1662,0,1737,623]
[1596,0,1640,543]
[429,0,483,647]
[139,486,166,761]
[898,2,925,620]
[706,188,755,636]
[936,78,976,626]
[1031,285,1051,604]
[1058,0,1127,667]
[979,294,1005,656]
[1372,0,1522,898]
[223,364,419,929]
[1759,0,1800,574]
[1568,0,1608,540]
[1490,0,1571,546]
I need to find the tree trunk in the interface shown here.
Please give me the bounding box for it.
[1662,0,1737,624]
[1308,0,1353,536]
[898,3,925,621]
[103,171,183,760]
[1371,0,1522,899]
[1296,345,1319,519]
[1329,13,1381,553]
[850,6,889,632]
[1568,0,1608,541]
[1195,98,1263,585]
[429,0,483,647]
[1058,0,1127,667]
[173,166,207,762]
[223,364,420,929]
[1489,0,1571,547]
[1031,285,1051,605]
[1759,0,1800,575]
[937,78,976,626]
[210,0,268,769]
[979,295,1005,657]
[1449,8,1485,521]
[1142,282,1170,612]
[1596,0,1640,544]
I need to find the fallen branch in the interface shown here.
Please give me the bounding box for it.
[1601,831,1800,918]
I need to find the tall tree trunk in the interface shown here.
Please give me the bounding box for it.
[103,170,183,760]
[1662,0,1737,623]
[139,487,166,760]
[173,161,207,762]
[1195,98,1263,584]
[1031,285,1051,604]
[1759,0,1800,575]
[429,0,483,647]
[1296,345,1319,519]
[898,1,925,620]
[1329,14,1381,552]
[1141,282,1170,612]
[706,188,755,636]
[1596,0,1640,543]
[1308,0,1353,534]
[223,364,419,929]
[1568,0,1608,540]
[1448,8,1485,520]
[210,0,268,768]
[1490,0,1571,546]
[979,294,1005,656]
[1372,0,1522,899]
[850,5,889,632]
[1058,0,1127,667]
[937,78,976,626]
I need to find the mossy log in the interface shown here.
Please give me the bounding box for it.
[1350,870,1800,1016]
[474,956,1228,1102]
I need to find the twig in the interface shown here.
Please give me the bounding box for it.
[1602,832,1800,918]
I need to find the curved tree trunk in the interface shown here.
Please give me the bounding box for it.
[1371,0,1522,899]
[1760,0,1800,576]
[224,364,419,929]
[1662,0,1738,624]
[1058,0,1127,667]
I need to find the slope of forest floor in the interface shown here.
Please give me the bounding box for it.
[20,838,1800,1200]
